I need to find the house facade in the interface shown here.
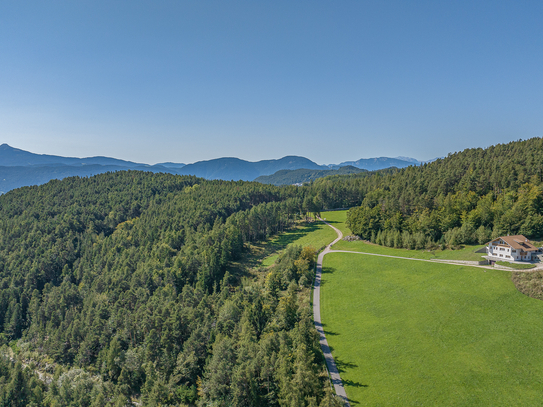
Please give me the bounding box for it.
[486,235,541,262]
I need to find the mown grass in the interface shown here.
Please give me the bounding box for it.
[321,210,350,237]
[333,239,487,261]
[321,253,543,406]
[325,210,486,261]
[496,261,536,270]
[258,219,338,267]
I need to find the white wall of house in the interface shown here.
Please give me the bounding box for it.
[487,240,513,260]
[486,239,538,261]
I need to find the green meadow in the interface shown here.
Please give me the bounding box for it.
[322,210,486,262]
[259,219,338,266]
[321,210,350,237]
[320,253,543,406]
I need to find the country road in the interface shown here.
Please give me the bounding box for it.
[313,219,351,406]
[313,217,540,406]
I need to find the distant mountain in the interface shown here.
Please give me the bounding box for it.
[0,144,187,194]
[0,146,329,192]
[0,144,424,194]
[0,143,148,167]
[332,157,418,171]
[177,156,326,181]
[394,156,420,164]
[156,162,186,169]
[0,164,181,195]
[254,165,366,186]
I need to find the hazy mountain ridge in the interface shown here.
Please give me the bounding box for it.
[332,157,417,171]
[177,155,326,181]
[0,143,151,167]
[0,144,421,193]
[0,164,179,195]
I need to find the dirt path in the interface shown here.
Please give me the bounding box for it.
[327,249,543,271]
[313,219,350,406]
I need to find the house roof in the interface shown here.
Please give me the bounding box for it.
[490,235,539,252]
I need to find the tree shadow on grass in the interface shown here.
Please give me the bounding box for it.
[271,222,323,248]
[247,222,324,269]
[319,266,336,287]
[255,222,325,266]
[320,322,339,336]
[334,356,369,405]
[334,355,358,373]
[343,379,368,388]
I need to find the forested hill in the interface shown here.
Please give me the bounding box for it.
[255,165,366,186]
[342,137,543,248]
[3,137,543,405]
[0,171,347,406]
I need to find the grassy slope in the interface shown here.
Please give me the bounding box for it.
[321,253,543,406]
[258,219,338,267]
[322,210,486,261]
[321,210,350,237]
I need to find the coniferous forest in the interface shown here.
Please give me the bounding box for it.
[344,138,543,248]
[2,137,543,406]
[0,171,350,406]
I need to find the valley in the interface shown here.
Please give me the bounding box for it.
[2,138,543,406]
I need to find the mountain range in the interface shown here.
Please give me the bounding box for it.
[330,157,423,171]
[0,144,422,193]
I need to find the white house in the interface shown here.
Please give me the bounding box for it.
[486,235,541,263]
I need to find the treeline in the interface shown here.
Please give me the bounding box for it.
[254,166,366,186]
[344,138,543,248]
[0,171,343,406]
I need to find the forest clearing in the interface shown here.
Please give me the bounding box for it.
[319,213,543,405]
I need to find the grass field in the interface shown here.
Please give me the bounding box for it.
[322,210,487,262]
[259,219,338,266]
[333,239,487,261]
[321,210,350,237]
[496,261,536,270]
[321,253,543,406]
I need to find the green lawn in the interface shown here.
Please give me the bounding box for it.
[496,261,536,270]
[321,210,350,237]
[260,219,338,266]
[321,253,543,406]
[323,210,486,262]
[333,239,487,261]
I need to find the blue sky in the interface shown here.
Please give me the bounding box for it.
[1,1,542,164]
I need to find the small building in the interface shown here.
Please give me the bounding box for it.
[486,235,541,263]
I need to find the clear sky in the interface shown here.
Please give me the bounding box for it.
[1,1,542,165]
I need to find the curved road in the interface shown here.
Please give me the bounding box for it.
[313,219,351,406]
[314,217,537,405]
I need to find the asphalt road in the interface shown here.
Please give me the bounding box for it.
[313,219,351,406]
[313,217,536,406]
